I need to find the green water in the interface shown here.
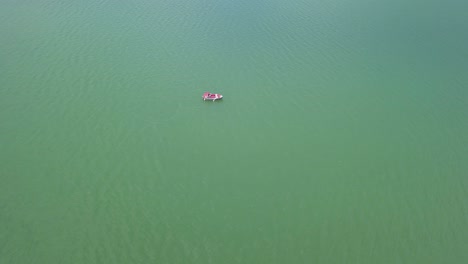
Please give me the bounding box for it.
[1,0,467,263]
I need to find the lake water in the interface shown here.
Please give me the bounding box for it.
[1,0,467,263]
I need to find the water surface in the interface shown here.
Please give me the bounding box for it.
[1,0,467,263]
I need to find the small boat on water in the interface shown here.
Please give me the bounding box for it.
[202,92,223,101]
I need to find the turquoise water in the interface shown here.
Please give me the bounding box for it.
[1,0,467,263]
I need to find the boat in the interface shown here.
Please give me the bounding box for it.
[202,92,223,101]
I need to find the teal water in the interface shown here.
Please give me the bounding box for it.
[1,0,467,263]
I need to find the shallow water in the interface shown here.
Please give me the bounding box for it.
[1,0,467,263]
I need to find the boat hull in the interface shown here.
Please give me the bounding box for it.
[202,92,223,101]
